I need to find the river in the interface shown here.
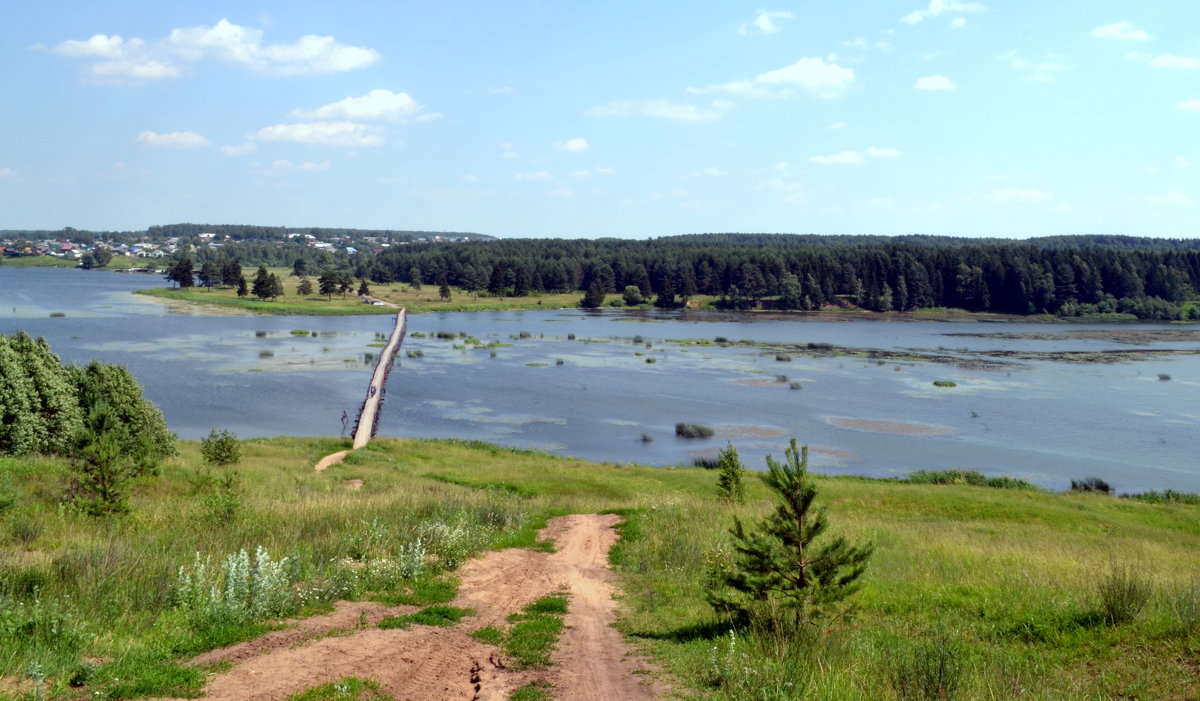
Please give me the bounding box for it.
[2,266,1197,493]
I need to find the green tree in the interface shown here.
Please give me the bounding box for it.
[198,261,219,288]
[72,401,139,515]
[167,257,194,288]
[707,438,872,627]
[296,277,314,297]
[221,259,243,287]
[292,257,309,277]
[318,270,338,300]
[580,279,606,308]
[70,360,175,465]
[236,276,248,297]
[357,278,370,297]
[438,273,451,301]
[622,285,645,306]
[251,266,283,301]
[716,442,745,504]
[200,428,241,467]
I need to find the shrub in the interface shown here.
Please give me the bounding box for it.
[692,457,720,469]
[675,423,714,439]
[907,470,1037,490]
[639,432,653,443]
[775,353,792,362]
[1123,489,1200,505]
[1158,373,1171,381]
[1166,577,1200,635]
[788,381,803,390]
[933,380,957,387]
[1071,477,1113,494]
[888,630,966,701]
[175,546,297,626]
[1096,562,1152,626]
[200,428,241,467]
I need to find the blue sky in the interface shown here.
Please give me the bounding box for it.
[1,1,1198,238]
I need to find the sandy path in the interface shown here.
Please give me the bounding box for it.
[175,514,662,701]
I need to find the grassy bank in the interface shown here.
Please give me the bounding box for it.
[1,438,1198,699]
[2,256,142,270]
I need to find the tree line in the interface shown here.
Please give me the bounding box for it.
[355,234,1200,319]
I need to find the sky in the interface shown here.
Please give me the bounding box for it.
[1,1,1198,239]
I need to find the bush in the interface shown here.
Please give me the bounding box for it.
[692,457,720,469]
[675,423,714,439]
[933,380,957,387]
[200,428,241,467]
[1123,489,1200,505]
[775,353,792,362]
[889,630,966,701]
[1071,477,1113,494]
[175,546,297,626]
[907,469,1038,490]
[1096,562,1152,626]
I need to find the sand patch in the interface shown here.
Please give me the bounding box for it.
[828,417,957,436]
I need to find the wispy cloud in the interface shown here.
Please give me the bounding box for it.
[982,188,1051,203]
[738,9,794,35]
[695,166,728,176]
[998,51,1070,82]
[1145,192,1192,206]
[587,98,732,121]
[808,147,901,165]
[136,130,209,148]
[220,142,257,157]
[901,1,986,26]
[252,122,384,147]
[688,57,855,99]
[291,89,427,122]
[514,171,552,181]
[915,74,957,90]
[554,138,589,153]
[1149,54,1200,70]
[1177,98,1200,112]
[1091,21,1153,42]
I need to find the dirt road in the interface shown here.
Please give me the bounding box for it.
[178,514,662,700]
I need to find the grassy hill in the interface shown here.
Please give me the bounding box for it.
[1,438,1197,699]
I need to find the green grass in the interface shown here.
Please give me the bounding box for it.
[502,594,570,669]
[286,677,391,700]
[377,605,473,629]
[509,680,553,701]
[2,437,1200,698]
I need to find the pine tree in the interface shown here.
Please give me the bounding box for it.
[715,442,745,504]
[580,279,606,308]
[707,438,872,628]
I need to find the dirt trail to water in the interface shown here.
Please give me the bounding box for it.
[174,514,663,700]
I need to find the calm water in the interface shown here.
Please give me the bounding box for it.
[2,267,1198,493]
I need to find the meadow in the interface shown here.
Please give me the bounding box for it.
[1,437,1198,699]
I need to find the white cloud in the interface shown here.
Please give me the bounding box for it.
[809,150,863,165]
[998,51,1069,82]
[50,19,379,84]
[901,0,986,25]
[983,188,1050,203]
[220,142,257,156]
[594,167,614,176]
[1177,98,1200,112]
[866,146,902,158]
[739,9,794,35]
[915,74,957,90]
[1145,192,1192,206]
[514,171,552,181]
[843,37,868,49]
[262,159,331,174]
[827,121,847,130]
[500,150,519,159]
[689,56,855,99]
[569,170,591,179]
[808,147,900,165]
[547,186,573,198]
[487,86,515,94]
[252,122,384,147]
[1174,156,1191,169]
[292,89,425,121]
[695,166,728,177]
[555,137,589,153]
[169,19,379,75]
[1149,54,1200,70]
[460,174,478,183]
[136,130,209,148]
[950,17,967,29]
[0,167,15,178]
[414,112,442,123]
[1091,21,1153,41]
[586,98,731,121]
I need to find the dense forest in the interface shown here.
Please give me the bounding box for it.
[351,234,1200,319]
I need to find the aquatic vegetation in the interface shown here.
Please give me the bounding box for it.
[675,423,714,438]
